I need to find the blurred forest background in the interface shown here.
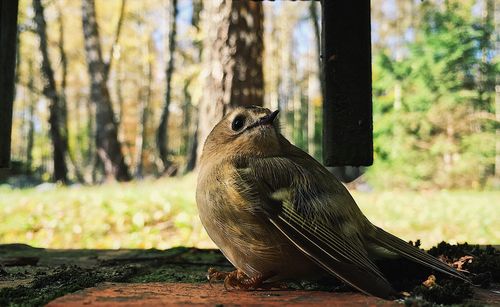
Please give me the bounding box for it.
[1,0,499,249]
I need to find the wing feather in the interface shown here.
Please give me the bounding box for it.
[270,211,395,298]
[233,156,396,298]
[278,199,385,280]
[369,226,468,281]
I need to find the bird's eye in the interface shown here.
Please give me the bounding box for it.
[231,115,245,131]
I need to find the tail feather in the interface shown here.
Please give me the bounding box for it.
[369,226,469,282]
[271,217,396,298]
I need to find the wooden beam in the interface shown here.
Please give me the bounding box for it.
[0,0,19,169]
[322,0,373,166]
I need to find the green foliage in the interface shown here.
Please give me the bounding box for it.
[11,0,498,189]
[369,1,498,189]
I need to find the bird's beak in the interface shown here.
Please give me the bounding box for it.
[247,110,279,130]
[260,110,279,125]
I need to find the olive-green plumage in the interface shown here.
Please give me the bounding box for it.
[196,106,467,299]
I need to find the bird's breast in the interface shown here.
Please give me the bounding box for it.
[196,164,319,280]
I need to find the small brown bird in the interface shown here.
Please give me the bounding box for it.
[196,106,467,298]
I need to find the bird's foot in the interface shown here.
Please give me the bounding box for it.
[207,267,230,286]
[207,267,286,290]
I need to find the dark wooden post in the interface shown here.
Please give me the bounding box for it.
[322,0,373,166]
[0,0,19,170]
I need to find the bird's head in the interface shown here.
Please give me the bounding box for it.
[201,106,282,161]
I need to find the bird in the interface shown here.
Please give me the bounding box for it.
[196,105,468,299]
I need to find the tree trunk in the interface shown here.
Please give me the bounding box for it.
[26,59,35,173]
[197,0,264,160]
[116,59,125,125]
[104,0,126,81]
[156,0,178,174]
[181,80,192,158]
[81,0,130,181]
[182,0,203,172]
[265,7,280,112]
[276,8,299,140]
[186,121,198,173]
[181,79,197,174]
[33,0,68,183]
[110,0,127,126]
[57,7,68,155]
[307,74,316,157]
[494,0,500,181]
[192,0,203,31]
[134,37,153,179]
[85,102,94,166]
[0,0,18,170]
[57,5,84,183]
[181,0,203,167]
[309,1,324,102]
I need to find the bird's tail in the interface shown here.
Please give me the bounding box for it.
[368,226,469,282]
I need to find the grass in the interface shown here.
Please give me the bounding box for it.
[0,174,498,249]
[353,190,500,248]
[0,174,212,249]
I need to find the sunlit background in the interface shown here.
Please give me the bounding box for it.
[1,0,499,250]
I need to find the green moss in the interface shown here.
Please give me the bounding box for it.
[130,264,209,283]
[0,247,217,306]
[0,264,146,307]
[0,266,103,307]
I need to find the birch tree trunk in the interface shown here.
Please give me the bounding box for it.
[81,0,130,181]
[135,37,153,179]
[184,0,203,172]
[26,59,35,173]
[33,0,68,183]
[493,0,500,181]
[309,1,324,101]
[156,0,178,174]
[57,4,85,182]
[197,0,264,161]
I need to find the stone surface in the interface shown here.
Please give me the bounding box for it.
[0,244,230,306]
[47,282,396,306]
[1,243,499,306]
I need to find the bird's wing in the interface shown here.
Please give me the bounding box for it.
[287,143,468,283]
[368,225,469,281]
[233,155,395,298]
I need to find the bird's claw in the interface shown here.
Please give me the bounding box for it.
[207,267,228,288]
[206,267,287,290]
